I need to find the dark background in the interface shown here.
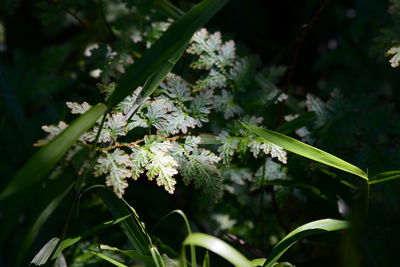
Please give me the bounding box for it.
[1,0,399,266]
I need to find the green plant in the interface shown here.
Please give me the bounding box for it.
[1,0,400,266]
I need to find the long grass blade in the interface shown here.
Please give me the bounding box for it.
[16,176,74,266]
[262,219,349,267]
[0,104,107,200]
[106,0,230,109]
[90,251,128,267]
[242,123,368,180]
[151,209,196,267]
[202,251,210,267]
[100,245,154,266]
[369,170,400,185]
[96,187,153,256]
[181,233,252,267]
[52,214,132,259]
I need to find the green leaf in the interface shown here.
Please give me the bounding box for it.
[96,187,153,257]
[90,251,128,267]
[242,123,368,180]
[150,246,166,267]
[99,245,154,266]
[16,175,74,266]
[0,104,107,200]
[251,258,267,267]
[31,237,60,266]
[151,209,196,267]
[181,233,252,267]
[262,219,349,267]
[52,214,132,260]
[202,251,210,267]
[106,0,230,108]
[369,171,400,185]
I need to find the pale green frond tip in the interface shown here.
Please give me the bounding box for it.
[241,122,368,181]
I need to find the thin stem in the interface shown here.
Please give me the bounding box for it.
[98,0,117,40]
[275,0,331,128]
[64,8,89,28]
[268,186,290,233]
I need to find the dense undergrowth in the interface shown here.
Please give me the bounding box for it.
[1,0,400,266]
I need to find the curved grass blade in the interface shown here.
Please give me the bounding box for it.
[151,209,196,267]
[51,214,132,260]
[16,176,74,266]
[106,0,230,108]
[96,187,153,257]
[31,214,131,266]
[369,171,400,185]
[262,219,349,267]
[0,104,107,200]
[181,233,252,267]
[90,251,128,267]
[242,123,368,180]
[100,245,154,266]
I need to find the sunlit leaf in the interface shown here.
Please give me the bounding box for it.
[181,233,252,267]
[242,123,368,180]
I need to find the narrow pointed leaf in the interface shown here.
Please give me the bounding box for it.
[16,176,74,266]
[202,251,210,267]
[52,214,132,260]
[100,245,154,266]
[90,251,128,267]
[31,238,60,266]
[243,123,368,180]
[96,187,153,257]
[369,171,400,185]
[0,104,107,200]
[181,233,252,267]
[262,219,349,267]
[151,209,196,267]
[107,0,230,108]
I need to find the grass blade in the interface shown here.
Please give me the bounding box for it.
[96,187,153,256]
[106,0,230,108]
[100,245,154,266]
[150,246,166,267]
[181,233,252,267]
[202,251,210,267]
[242,123,368,180]
[16,176,74,266]
[151,209,196,267]
[90,251,128,267]
[0,104,107,200]
[52,214,132,260]
[369,171,400,185]
[31,237,60,266]
[262,219,349,267]
[251,258,267,267]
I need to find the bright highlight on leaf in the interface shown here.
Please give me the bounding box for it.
[242,123,368,180]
